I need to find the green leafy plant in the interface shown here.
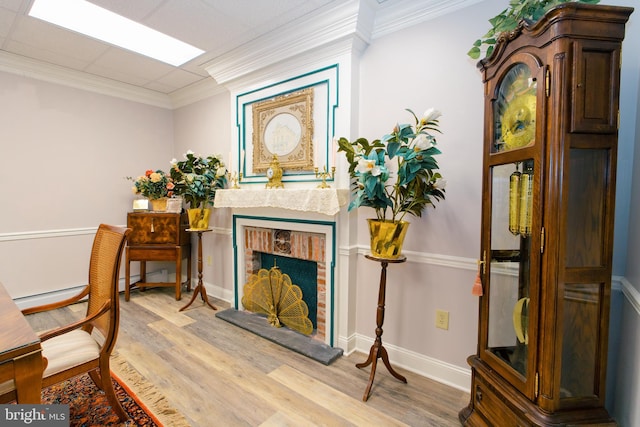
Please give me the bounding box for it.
[337,108,446,222]
[169,151,227,209]
[127,169,174,200]
[468,0,600,60]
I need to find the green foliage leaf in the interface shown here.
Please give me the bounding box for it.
[387,141,401,158]
[338,109,446,221]
[468,0,600,59]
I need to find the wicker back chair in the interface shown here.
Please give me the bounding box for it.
[0,224,131,421]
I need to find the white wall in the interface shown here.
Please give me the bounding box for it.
[353,0,491,371]
[0,0,638,420]
[172,92,235,301]
[0,71,173,299]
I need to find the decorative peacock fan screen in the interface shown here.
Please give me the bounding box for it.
[241,266,313,335]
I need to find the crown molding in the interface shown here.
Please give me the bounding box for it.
[203,0,480,87]
[221,36,367,94]
[203,0,375,86]
[168,77,228,109]
[0,50,173,109]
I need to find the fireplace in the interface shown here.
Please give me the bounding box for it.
[215,188,349,349]
[243,226,327,341]
[233,215,335,346]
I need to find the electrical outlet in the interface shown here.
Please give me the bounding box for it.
[435,309,449,330]
[206,255,212,266]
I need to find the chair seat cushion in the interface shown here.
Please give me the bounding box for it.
[42,329,100,378]
[0,329,99,396]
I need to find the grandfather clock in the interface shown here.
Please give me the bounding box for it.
[459,4,632,426]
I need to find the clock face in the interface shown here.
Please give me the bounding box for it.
[493,63,537,153]
[267,168,274,179]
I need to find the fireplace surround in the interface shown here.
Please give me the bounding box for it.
[243,225,327,340]
[233,215,336,345]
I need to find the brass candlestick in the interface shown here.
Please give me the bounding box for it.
[315,166,336,188]
[229,171,242,189]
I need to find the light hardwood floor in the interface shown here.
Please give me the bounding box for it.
[26,287,469,426]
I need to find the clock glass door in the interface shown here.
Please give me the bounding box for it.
[487,160,534,379]
[480,58,542,396]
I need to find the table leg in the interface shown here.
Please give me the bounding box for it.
[175,248,182,301]
[13,350,44,404]
[140,261,147,292]
[125,248,131,301]
[186,250,192,292]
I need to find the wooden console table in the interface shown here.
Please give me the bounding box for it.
[0,282,44,403]
[125,212,191,301]
[356,254,407,401]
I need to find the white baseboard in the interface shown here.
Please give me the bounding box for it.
[202,281,235,303]
[338,333,358,356]
[14,269,167,310]
[354,333,471,392]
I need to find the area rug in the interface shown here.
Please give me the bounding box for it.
[42,372,162,426]
[40,353,190,427]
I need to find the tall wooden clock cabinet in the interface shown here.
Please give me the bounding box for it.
[459,4,633,426]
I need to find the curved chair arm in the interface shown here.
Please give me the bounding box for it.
[39,299,111,342]
[22,286,90,316]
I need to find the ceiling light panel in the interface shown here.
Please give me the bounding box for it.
[28,0,204,66]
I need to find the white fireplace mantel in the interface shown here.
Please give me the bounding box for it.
[214,188,350,216]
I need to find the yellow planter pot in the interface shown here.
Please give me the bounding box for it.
[187,208,211,230]
[367,219,410,259]
[149,197,168,212]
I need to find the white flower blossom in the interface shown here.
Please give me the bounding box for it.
[356,158,376,174]
[422,108,442,122]
[412,134,432,151]
[434,178,447,189]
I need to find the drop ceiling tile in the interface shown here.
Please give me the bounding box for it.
[5,39,97,71]
[143,80,177,94]
[87,47,175,82]
[83,60,152,87]
[9,16,111,64]
[0,8,16,37]
[88,0,164,21]
[0,0,24,12]
[210,0,333,28]
[144,0,249,52]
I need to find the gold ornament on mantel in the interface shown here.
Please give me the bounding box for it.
[229,171,242,189]
[241,266,313,335]
[265,154,284,189]
[314,165,336,188]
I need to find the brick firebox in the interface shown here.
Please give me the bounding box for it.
[243,226,327,342]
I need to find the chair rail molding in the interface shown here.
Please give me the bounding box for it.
[0,226,99,242]
[620,276,640,315]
